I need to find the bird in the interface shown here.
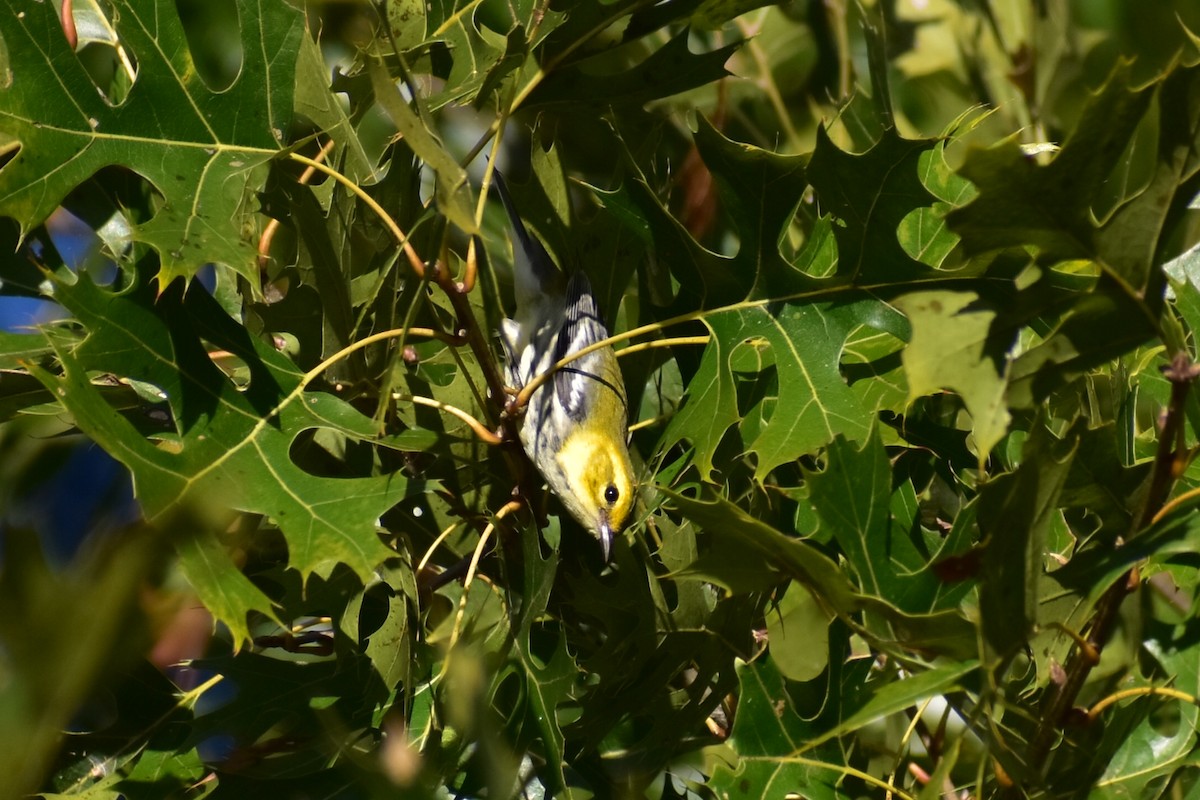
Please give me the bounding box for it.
[492,170,636,563]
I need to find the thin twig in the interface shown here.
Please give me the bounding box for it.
[283,151,510,424]
[776,754,917,800]
[428,260,511,425]
[285,152,428,278]
[614,335,711,359]
[1087,685,1196,720]
[435,500,522,681]
[418,522,465,575]
[462,113,512,294]
[394,393,502,445]
[261,138,338,270]
[301,326,463,388]
[1150,484,1200,525]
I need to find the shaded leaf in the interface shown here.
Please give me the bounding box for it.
[805,431,945,617]
[667,488,976,658]
[524,31,740,109]
[765,582,831,682]
[708,658,839,800]
[367,58,476,234]
[30,271,408,580]
[1090,631,1200,797]
[507,527,576,795]
[175,527,283,648]
[807,126,941,284]
[691,117,813,298]
[978,422,1078,657]
[805,658,979,753]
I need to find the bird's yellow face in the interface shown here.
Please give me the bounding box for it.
[556,428,636,561]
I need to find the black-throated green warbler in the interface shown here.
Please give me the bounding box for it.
[494,172,636,562]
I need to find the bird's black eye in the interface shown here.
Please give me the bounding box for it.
[604,484,619,505]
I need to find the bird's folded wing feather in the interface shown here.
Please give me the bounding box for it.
[554,272,624,422]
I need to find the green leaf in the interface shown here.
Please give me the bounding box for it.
[807,126,941,283]
[0,0,305,288]
[119,748,209,795]
[533,1,683,70]
[282,182,359,360]
[1093,64,1200,299]
[843,329,909,424]
[1089,633,1200,797]
[711,655,979,799]
[661,301,873,482]
[292,32,373,183]
[508,524,576,795]
[334,556,416,704]
[948,67,1155,261]
[6,4,1200,797]
[367,57,476,234]
[897,140,976,268]
[1053,495,1200,605]
[175,527,283,648]
[0,331,54,370]
[691,118,813,297]
[667,488,976,659]
[385,0,429,52]
[803,658,979,754]
[805,431,945,617]
[708,658,840,800]
[691,0,779,30]
[896,290,1011,461]
[422,0,519,108]
[30,272,407,581]
[977,422,1078,657]
[188,649,373,752]
[603,161,743,306]
[765,582,831,682]
[524,31,740,109]
[1006,271,1162,408]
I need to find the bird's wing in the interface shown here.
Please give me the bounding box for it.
[553,271,625,422]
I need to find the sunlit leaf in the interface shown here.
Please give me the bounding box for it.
[0,0,305,288]
[896,290,1011,461]
[661,300,874,481]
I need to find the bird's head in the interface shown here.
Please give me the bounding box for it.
[555,428,636,562]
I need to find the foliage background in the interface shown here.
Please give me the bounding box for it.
[3,0,1200,797]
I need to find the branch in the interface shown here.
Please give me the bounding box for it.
[1026,350,1200,774]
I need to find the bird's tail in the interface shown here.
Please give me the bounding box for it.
[492,170,560,303]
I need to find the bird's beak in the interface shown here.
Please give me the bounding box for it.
[599,512,613,563]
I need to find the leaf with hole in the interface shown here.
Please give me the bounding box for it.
[0,0,305,289]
